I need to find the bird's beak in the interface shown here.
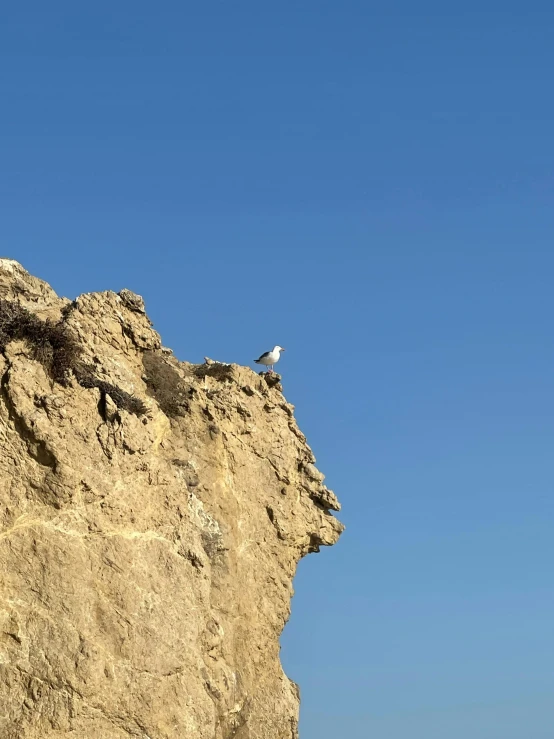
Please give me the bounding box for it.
[280,348,286,351]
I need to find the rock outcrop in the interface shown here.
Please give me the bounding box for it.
[0,260,343,739]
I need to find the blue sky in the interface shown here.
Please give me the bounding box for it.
[2,2,554,737]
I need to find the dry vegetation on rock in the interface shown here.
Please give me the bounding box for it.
[142,350,193,417]
[0,298,147,416]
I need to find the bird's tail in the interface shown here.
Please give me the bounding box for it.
[254,359,260,364]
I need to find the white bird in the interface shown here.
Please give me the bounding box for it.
[254,345,285,373]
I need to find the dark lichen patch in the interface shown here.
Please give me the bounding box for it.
[201,530,225,560]
[0,299,147,417]
[142,350,193,418]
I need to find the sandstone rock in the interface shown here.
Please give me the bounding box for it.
[118,288,146,314]
[0,262,343,739]
[303,463,325,483]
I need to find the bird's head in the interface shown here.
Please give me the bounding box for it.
[274,345,285,352]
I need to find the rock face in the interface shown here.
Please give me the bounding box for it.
[0,260,343,739]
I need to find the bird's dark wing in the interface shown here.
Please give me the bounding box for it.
[254,351,271,362]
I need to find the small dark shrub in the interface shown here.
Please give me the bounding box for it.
[193,362,234,381]
[0,300,80,384]
[142,351,191,417]
[75,364,148,416]
[0,299,147,417]
[60,300,78,319]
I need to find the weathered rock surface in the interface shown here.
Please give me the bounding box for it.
[0,260,343,739]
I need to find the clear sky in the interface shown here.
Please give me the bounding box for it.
[2,2,554,737]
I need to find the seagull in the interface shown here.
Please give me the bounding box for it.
[254,345,285,373]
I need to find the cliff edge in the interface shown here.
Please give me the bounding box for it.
[0,260,343,739]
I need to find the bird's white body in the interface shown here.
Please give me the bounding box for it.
[254,345,285,371]
[257,348,281,366]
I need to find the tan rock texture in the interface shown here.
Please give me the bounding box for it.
[0,260,343,739]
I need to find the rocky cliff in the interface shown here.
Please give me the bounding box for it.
[0,260,343,739]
